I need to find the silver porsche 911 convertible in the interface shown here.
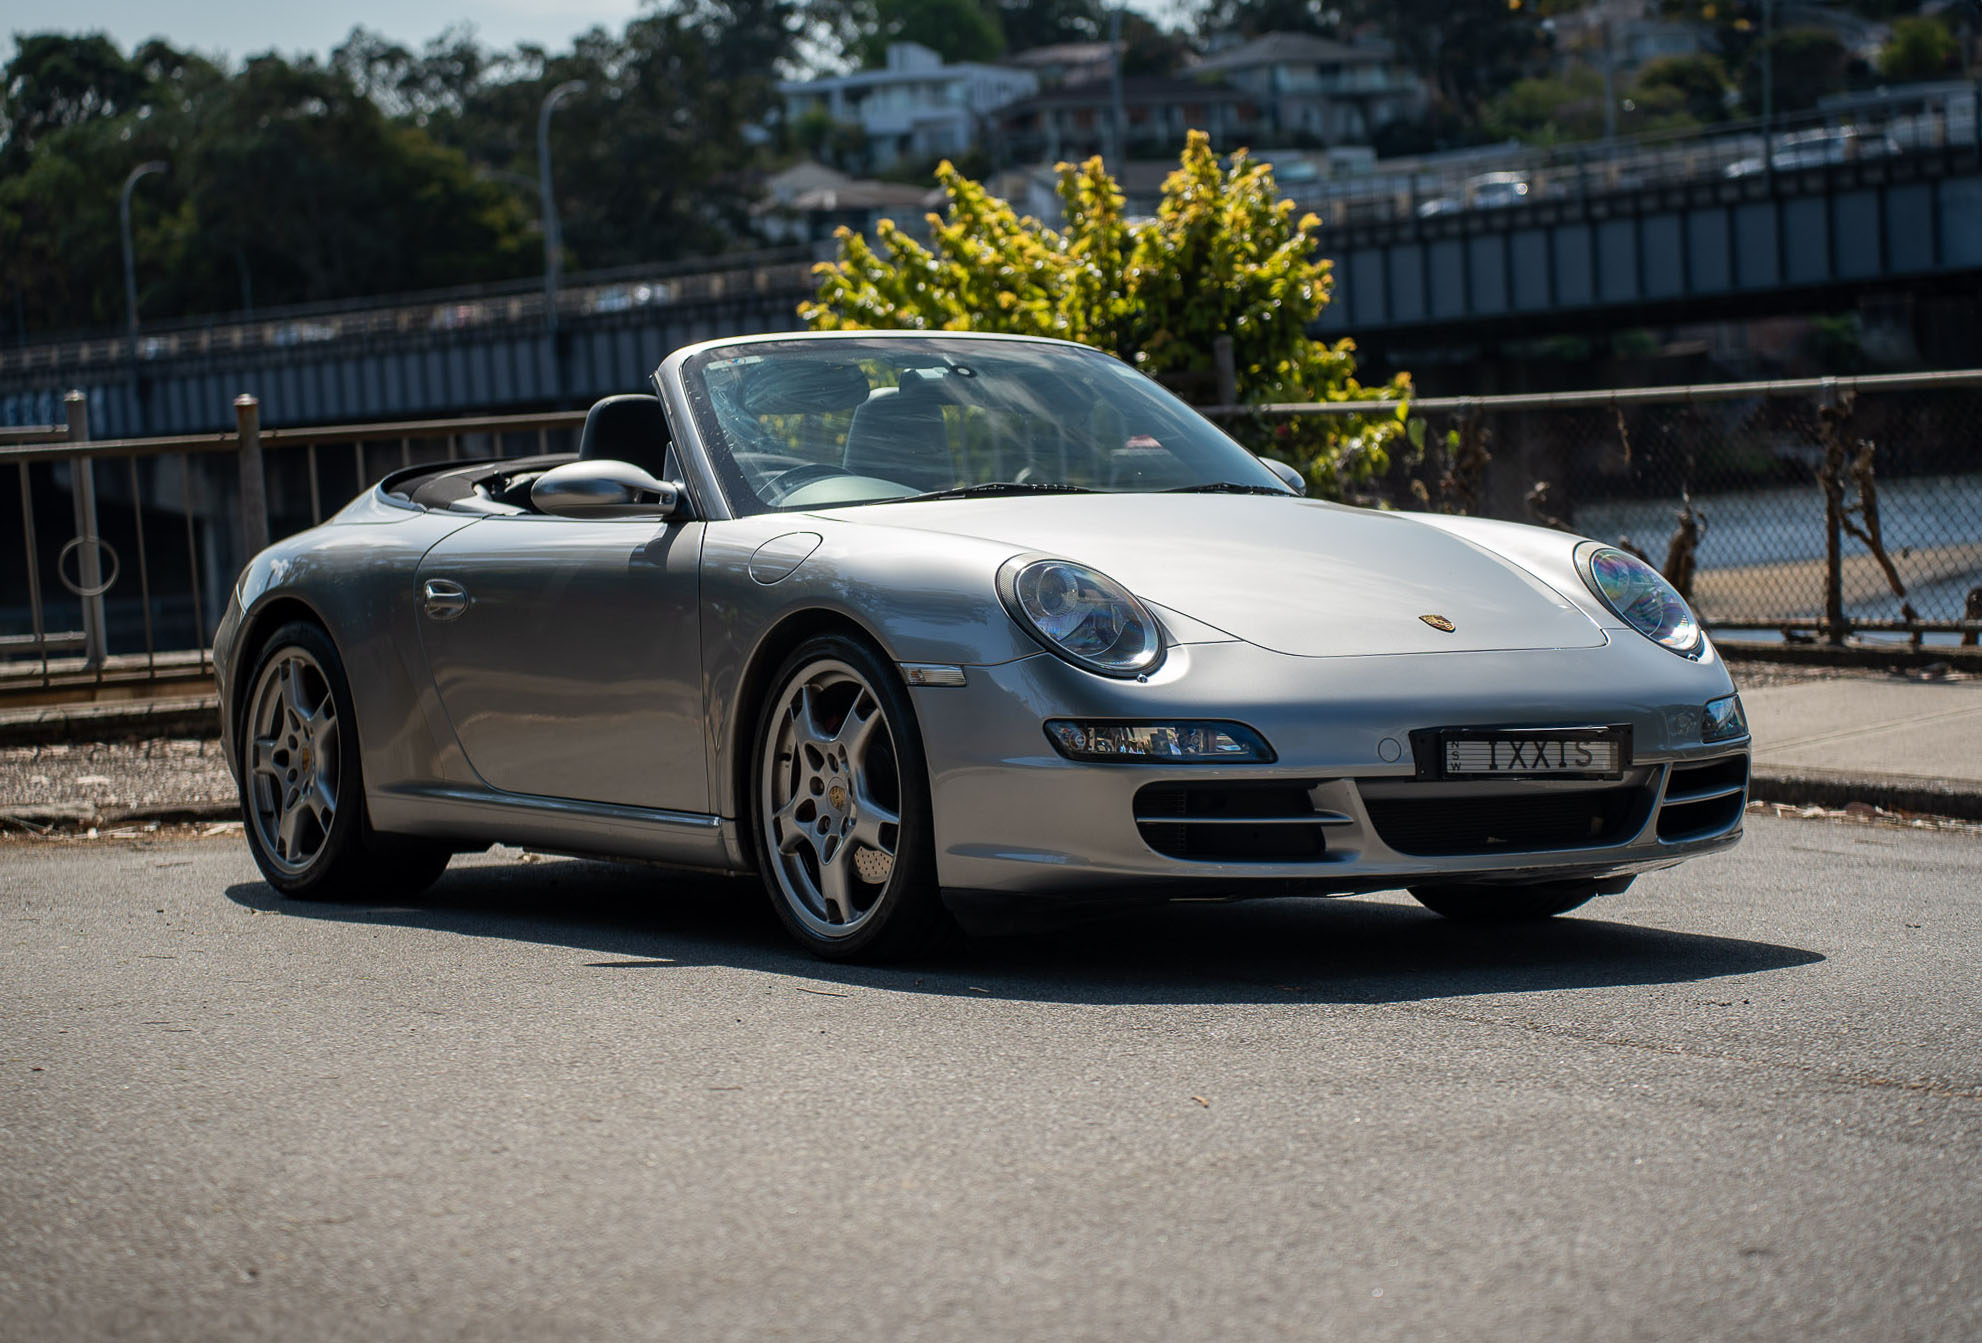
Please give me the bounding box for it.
[215,330,1749,960]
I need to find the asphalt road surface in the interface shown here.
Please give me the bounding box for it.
[4,816,1978,1342]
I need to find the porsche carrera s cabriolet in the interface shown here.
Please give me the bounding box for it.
[216,330,1749,960]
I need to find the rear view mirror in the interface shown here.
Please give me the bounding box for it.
[530,459,679,519]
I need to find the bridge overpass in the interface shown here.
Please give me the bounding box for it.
[1310,141,1982,352]
[3,145,1979,437]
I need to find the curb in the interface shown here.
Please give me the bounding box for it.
[0,695,221,748]
[1749,767,1982,822]
[0,800,240,834]
[1718,640,1982,672]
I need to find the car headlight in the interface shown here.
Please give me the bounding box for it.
[1577,543,1703,658]
[998,557,1163,677]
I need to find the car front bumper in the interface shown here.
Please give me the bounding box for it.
[909,637,1748,900]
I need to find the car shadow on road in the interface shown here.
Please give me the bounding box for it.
[225,854,1824,1007]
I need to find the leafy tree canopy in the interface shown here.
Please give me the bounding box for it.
[846,0,1007,65]
[0,2,814,336]
[1633,54,1733,126]
[801,130,1410,496]
[1193,1,1337,40]
[996,0,1104,51]
[1879,16,1960,83]
[1740,27,1851,115]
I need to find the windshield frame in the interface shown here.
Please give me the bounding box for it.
[671,332,1293,518]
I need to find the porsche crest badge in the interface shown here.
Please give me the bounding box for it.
[1419,614,1457,632]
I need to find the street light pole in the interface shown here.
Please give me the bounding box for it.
[1108,6,1126,165]
[120,161,168,349]
[537,80,587,337]
[1761,0,1776,158]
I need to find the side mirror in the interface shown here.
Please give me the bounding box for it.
[1261,457,1306,497]
[530,459,680,519]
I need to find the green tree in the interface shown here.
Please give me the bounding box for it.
[1879,17,1959,83]
[850,0,1006,65]
[0,33,536,335]
[996,0,1103,52]
[1741,28,1850,115]
[801,131,1410,496]
[1194,1,1336,40]
[0,32,146,171]
[1632,53,1732,125]
[1120,13,1193,78]
[1486,66,1608,143]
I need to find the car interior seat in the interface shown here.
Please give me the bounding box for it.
[842,382,954,493]
[579,393,674,481]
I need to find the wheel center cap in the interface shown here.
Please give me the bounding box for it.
[828,784,848,811]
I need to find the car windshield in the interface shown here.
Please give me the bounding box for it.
[677,335,1293,515]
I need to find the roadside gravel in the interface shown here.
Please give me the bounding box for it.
[0,738,234,814]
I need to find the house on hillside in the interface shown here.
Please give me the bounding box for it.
[753,162,938,248]
[778,42,1038,173]
[1188,31,1428,144]
[1001,41,1116,89]
[995,75,1256,163]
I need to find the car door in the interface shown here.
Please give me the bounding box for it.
[413,513,707,814]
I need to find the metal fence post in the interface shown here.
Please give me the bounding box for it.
[1817,378,1846,645]
[235,393,269,557]
[64,390,108,670]
[1213,336,1238,409]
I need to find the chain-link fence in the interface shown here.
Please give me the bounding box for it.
[1226,371,1982,642]
[6,370,1981,691]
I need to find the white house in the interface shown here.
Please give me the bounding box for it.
[779,42,1039,171]
[1189,31,1429,144]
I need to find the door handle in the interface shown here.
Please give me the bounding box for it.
[422,579,470,621]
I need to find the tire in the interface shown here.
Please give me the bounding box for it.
[237,621,451,901]
[1408,878,1620,923]
[750,633,954,962]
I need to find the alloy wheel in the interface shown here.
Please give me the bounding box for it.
[759,658,904,939]
[244,647,341,876]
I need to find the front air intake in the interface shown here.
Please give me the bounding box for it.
[1657,755,1749,842]
[1134,781,1340,861]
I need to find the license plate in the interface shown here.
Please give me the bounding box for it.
[1437,729,1628,780]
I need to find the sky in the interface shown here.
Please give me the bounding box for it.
[4,2,1190,67]
[4,2,659,64]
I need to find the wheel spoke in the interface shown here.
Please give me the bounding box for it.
[276,795,305,858]
[772,793,813,856]
[818,851,855,924]
[252,737,284,781]
[849,778,898,832]
[837,694,884,762]
[313,695,338,759]
[791,683,832,750]
[306,774,336,829]
[847,808,895,856]
[280,660,307,725]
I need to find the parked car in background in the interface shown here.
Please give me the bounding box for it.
[1724,126,1902,177]
[1417,171,1531,217]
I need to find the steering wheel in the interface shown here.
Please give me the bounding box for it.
[763,462,847,503]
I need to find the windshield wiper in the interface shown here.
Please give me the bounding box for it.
[889,481,1097,503]
[1162,482,1294,496]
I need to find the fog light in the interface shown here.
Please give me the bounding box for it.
[1044,720,1275,763]
[1702,693,1747,743]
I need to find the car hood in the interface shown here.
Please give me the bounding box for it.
[822,494,1605,658]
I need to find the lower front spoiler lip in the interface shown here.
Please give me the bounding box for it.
[941,822,1739,896]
